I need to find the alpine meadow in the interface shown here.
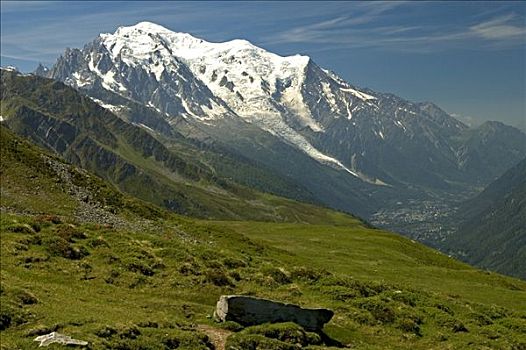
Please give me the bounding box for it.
[1,2,525,349]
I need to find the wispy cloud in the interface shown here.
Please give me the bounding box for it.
[470,14,526,40]
[264,6,526,53]
[1,1,525,69]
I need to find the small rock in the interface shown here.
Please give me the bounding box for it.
[33,332,88,347]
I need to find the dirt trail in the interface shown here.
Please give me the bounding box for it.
[197,324,233,350]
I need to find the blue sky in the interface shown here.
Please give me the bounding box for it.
[1,1,525,129]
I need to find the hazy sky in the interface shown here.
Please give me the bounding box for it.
[1,1,525,129]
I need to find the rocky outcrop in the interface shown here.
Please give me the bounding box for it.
[214,295,333,331]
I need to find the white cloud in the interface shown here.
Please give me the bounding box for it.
[264,9,526,53]
[470,14,526,40]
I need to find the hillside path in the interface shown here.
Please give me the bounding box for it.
[197,324,233,350]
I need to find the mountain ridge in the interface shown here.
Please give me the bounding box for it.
[446,157,526,279]
[33,21,526,238]
[2,69,370,223]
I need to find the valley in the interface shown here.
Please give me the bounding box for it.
[32,22,525,242]
[1,10,525,349]
[1,121,525,349]
[370,198,460,245]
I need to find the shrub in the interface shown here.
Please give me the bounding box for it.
[469,312,493,326]
[437,315,468,333]
[14,289,38,305]
[290,267,325,283]
[396,318,422,336]
[6,223,34,234]
[319,286,358,302]
[178,261,201,276]
[390,291,418,307]
[220,321,244,332]
[261,266,291,285]
[89,236,110,248]
[499,317,526,333]
[55,224,87,242]
[205,269,234,287]
[0,303,27,330]
[355,298,395,324]
[225,333,299,350]
[96,325,118,338]
[125,259,154,276]
[36,214,62,224]
[240,322,322,347]
[223,257,247,269]
[44,236,89,260]
[26,324,61,336]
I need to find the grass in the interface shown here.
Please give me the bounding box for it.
[1,213,525,349]
[1,116,526,349]
[210,221,526,312]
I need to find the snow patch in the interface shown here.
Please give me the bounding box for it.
[87,53,127,93]
[132,122,155,133]
[340,87,376,101]
[397,107,417,115]
[89,97,125,113]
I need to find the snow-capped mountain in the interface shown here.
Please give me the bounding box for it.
[41,22,526,212]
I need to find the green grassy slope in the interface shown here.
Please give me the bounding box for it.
[0,70,357,223]
[0,125,163,220]
[1,128,526,349]
[1,213,525,349]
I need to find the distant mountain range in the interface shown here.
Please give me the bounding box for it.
[4,21,525,237]
[446,157,526,279]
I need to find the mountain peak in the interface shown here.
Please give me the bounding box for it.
[117,21,173,34]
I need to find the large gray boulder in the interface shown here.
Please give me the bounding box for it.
[214,295,333,331]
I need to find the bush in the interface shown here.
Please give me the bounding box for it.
[261,266,291,285]
[96,325,118,338]
[178,262,202,276]
[125,259,155,276]
[226,333,299,350]
[6,223,35,234]
[223,257,247,269]
[437,315,468,333]
[290,267,324,283]
[14,289,38,305]
[468,312,493,326]
[239,322,322,347]
[55,224,87,242]
[0,303,27,330]
[220,321,244,332]
[44,236,89,260]
[499,317,526,333]
[26,324,61,336]
[36,214,62,224]
[396,318,422,336]
[319,286,358,302]
[0,311,12,331]
[205,269,234,287]
[89,236,110,248]
[355,298,395,324]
